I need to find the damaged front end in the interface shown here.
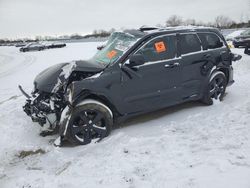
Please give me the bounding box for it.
[20,85,64,128]
[19,60,104,139]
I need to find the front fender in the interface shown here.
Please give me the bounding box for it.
[58,105,72,137]
[71,85,119,116]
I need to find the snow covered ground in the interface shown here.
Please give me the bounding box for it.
[0,43,250,188]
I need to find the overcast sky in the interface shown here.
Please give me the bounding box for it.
[0,0,249,39]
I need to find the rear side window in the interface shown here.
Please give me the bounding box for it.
[179,34,201,55]
[198,33,224,50]
[136,35,176,62]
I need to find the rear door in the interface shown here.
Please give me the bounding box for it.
[178,33,208,100]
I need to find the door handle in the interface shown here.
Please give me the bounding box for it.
[165,62,180,68]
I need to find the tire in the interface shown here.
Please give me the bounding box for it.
[66,99,113,145]
[201,71,227,105]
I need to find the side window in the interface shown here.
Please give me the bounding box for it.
[179,34,201,55]
[136,35,176,62]
[198,33,224,50]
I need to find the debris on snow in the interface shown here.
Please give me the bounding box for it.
[17,149,46,159]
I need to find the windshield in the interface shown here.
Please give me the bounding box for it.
[91,32,140,65]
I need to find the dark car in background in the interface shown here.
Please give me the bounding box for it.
[20,43,46,52]
[15,42,27,47]
[48,42,66,49]
[19,26,241,146]
[41,41,66,49]
[233,29,250,48]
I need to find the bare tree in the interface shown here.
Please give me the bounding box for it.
[156,23,164,28]
[166,15,183,27]
[214,15,233,28]
[109,28,116,33]
[93,30,98,35]
[184,19,196,26]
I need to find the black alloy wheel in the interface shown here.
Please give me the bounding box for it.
[202,71,227,105]
[67,102,113,145]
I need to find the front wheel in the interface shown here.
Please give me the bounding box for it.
[66,100,113,145]
[201,71,227,105]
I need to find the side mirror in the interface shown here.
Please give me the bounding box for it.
[128,54,145,67]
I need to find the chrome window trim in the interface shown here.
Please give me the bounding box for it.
[181,46,227,57]
[137,57,182,67]
[125,31,227,67]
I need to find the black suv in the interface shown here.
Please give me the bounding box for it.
[19,26,241,146]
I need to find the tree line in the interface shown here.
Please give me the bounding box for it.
[164,15,250,29]
[1,15,249,45]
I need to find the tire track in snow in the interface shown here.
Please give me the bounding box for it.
[0,52,36,79]
[0,53,14,76]
[0,95,22,105]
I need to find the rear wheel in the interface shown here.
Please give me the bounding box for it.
[202,71,227,105]
[67,100,113,145]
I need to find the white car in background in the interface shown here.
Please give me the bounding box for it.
[225,30,246,41]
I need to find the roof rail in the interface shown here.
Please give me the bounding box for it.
[139,25,162,32]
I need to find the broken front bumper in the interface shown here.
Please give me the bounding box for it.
[23,99,47,126]
[19,85,58,127]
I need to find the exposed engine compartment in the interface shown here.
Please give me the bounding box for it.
[23,91,63,127]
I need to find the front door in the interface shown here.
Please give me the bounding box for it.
[119,35,182,114]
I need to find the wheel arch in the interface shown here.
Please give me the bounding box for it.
[73,92,121,120]
[217,67,229,84]
[208,66,229,84]
[201,68,227,105]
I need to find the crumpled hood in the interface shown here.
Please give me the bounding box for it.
[34,60,104,93]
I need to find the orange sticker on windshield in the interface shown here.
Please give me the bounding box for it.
[107,50,117,59]
[155,41,166,53]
